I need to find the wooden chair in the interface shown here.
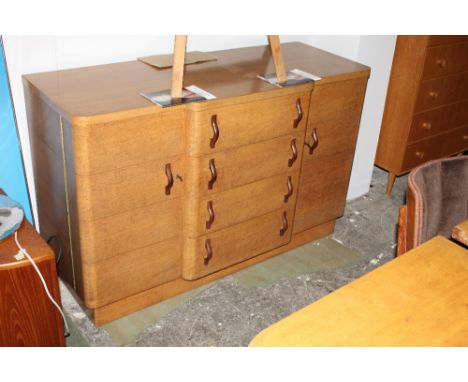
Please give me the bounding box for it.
[397,155,468,255]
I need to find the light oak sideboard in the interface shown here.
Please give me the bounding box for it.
[375,35,468,194]
[23,42,369,324]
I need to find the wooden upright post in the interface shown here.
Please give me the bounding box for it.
[170,35,187,99]
[267,35,287,83]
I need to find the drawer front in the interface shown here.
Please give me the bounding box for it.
[184,170,300,237]
[294,150,355,234]
[408,100,468,143]
[73,109,185,174]
[415,72,468,112]
[79,197,182,264]
[76,155,184,219]
[186,91,310,156]
[402,125,468,171]
[182,207,294,280]
[82,236,181,308]
[185,131,305,196]
[304,78,367,161]
[423,41,468,79]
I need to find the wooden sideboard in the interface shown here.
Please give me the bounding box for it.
[23,42,369,325]
[375,35,468,194]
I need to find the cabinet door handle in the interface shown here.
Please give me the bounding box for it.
[210,114,219,148]
[279,211,289,236]
[284,176,293,203]
[204,239,213,265]
[305,128,319,154]
[165,163,174,195]
[206,200,215,229]
[208,159,217,190]
[288,138,298,167]
[293,98,303,129]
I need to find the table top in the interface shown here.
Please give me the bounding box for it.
[452,219,468,246]
[23,42,370,120]
[250,236,468,346]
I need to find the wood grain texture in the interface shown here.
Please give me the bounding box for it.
[0,221,65,346]
[452,220,468,246]
[376,35,468,194]
[250,236,468,346]
[90,220,335,325]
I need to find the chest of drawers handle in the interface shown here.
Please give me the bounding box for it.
[305,128,319,154]
[415,151,425,159]
[422,122,432,130]
[293,98,303,128]
[206,201,215,229]
[288,138,298,167]
[164,163,174,195]
[428,91,439,100]
[436,58,447,68]
[204,239,213,265]
[284,176,293,203]
[210,114,220,148]
[279,211,289,236]
[208,159,217,190]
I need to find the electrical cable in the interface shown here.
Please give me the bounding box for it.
[14,231,70,338]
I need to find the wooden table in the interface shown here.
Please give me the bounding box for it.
[250,236,468,346]
[452,220,468,246]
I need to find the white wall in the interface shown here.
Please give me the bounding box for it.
[3,35,396,221]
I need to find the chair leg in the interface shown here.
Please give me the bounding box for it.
[397,205,407,256]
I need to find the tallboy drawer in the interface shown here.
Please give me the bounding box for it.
[186,92,310,156]
[415,72,468,112]
[182,207,295,280]
[184,170,300,237]
[185,131,305,196]
[73,109,185,174]
[422,41,468,80]
[408,100,468,143]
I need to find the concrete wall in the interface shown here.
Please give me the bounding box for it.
[2,35,396,221]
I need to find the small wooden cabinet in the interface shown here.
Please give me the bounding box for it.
[375,35,468,194]
[23,42,369,324]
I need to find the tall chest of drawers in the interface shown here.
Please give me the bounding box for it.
[23,42,369,324]
[375,35,468,194]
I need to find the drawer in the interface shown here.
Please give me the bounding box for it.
[76,155,184,219]
[402,125,468,171]
[304,78,366,160]
[428,36,468,47]
[294,150,355,234]
[408,100,468,143]
[423,41,468,79]
[82,236,181,308]
[79,197,182,263]
[182,207,295,280]
[184,170,300,237]
[186,91,310,156]
[73,109,185,174]
[185,131,305,196]
[415,72,468,112]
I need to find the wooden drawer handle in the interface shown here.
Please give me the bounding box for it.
[436,58,447,68]
[422,122,432,130]
[305,128,319,154]
[293,98,303,128]
[428,91,439,100]
[210,114,219,148]
[206,200,215,230]
[204,239,213,265]
[208,159,217,190]
[279,211,289,236]
[284,176,293,203]
[415,151,425,159]
[463,134,468,140]
[165,163,174,195]
[288,138,298,167]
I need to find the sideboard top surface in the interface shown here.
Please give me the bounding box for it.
[23,42,370,121]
